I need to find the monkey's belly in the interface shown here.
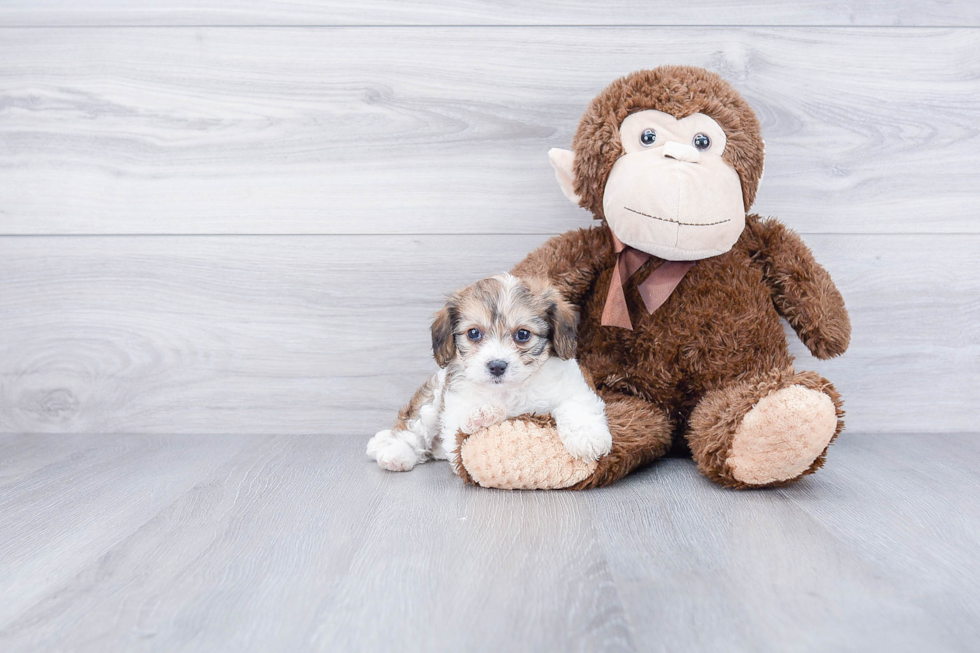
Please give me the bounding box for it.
[579,259,792,406]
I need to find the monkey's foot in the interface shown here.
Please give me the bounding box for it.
[727,385,838,485]
[455,415,597,490]
[688,368,845,488]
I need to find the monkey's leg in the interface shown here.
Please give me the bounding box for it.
[570,391,674,489]
[455,391,673,490]
[686,367,844,489]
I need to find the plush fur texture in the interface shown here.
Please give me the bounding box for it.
[454,66,851,490]
[455,414,598,490]
[729,386,837,484]
[686,367,845,489]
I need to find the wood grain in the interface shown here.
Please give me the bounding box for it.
[0,433,107,488]
[316,456,632,652]
[0,434,633,652]
[781,434,980,649]
[587,436,980,652]
[1,433,977,652]
[0,233,974,436]
[0,433,257,631]
[0,7,974,650]
[1,28,978,235]
[1,1,977,27]
[2,436,382,652]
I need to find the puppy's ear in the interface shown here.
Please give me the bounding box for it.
[431,295,459,368]
[547,291,579,360]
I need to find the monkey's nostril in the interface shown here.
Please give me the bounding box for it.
[662,141,701,164]
[487,360,508,377]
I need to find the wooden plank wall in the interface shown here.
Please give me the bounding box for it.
[1,3,977,435]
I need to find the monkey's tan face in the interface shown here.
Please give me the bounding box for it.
[602,110,745,261]
[603,110,747,261]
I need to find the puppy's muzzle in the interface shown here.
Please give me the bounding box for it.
[487,360,508,378]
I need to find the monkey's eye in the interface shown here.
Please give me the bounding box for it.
[640,129,657,147]
[514,329,531,343]
[466,328,482,342]
[693,133,711,150]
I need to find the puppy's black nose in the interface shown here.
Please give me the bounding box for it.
[487,360,508,377]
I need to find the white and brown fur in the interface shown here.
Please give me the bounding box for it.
[367,274,612,473]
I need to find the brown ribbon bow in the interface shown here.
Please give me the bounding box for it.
[600,232,695,330]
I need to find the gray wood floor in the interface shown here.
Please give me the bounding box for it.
[1,432,977,652]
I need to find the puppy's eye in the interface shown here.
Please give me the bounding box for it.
[640,129,657,147]
[514,329,531,343]
[693,133,711,150]
[466,328,482,342]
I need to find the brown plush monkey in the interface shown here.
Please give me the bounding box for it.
[455,66,851,490]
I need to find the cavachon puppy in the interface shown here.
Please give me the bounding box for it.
[367,274,612,473]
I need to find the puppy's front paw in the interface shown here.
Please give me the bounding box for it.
[555,407,612,462]
[373,439,418,472]
[462,404,507,434]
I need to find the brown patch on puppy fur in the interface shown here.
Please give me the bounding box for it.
[540,281,580,360]
[431,298,458,368]
[393,372,442,432]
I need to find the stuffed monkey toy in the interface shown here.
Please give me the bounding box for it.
[455,65,850,490]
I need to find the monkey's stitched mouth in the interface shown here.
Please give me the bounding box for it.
[624,207,732,227]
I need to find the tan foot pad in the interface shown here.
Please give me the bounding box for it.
[728,385,838,485]
[458,418,597,490]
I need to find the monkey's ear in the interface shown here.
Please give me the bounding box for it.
[548,148,581,205]
[547,293,580,360]
[431,298,458,368]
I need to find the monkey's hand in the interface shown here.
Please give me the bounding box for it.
[743,215,851,359]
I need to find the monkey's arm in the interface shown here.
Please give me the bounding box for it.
[511,226,613,304]
[742,215,851,360]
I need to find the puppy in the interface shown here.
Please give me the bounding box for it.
[367,273,612,473]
